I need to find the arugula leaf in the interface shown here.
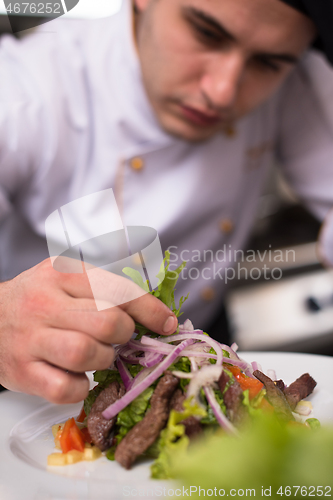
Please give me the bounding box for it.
[83,387,103,418]
[93,370,122,385]
[124,251,189,339]
[122,267,149,292]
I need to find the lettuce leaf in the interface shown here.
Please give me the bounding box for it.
[116,386,154,431]
[151,398,206,479]
[242,388,266,418]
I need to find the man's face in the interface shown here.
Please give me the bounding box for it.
[134,0,316,141]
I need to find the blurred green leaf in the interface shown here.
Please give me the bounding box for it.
[171,415,333,496]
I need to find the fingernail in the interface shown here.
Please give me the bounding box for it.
[163,315,177,334]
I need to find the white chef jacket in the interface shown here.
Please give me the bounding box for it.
[0,0,333,329]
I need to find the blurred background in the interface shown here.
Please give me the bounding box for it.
[226,164,333,356]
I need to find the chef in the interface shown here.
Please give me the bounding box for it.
[0,0,332,402]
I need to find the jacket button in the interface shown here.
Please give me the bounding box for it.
[130,157,144,171]
[224,125,236,138]
[201,287,215,302]
[219,218,234,234]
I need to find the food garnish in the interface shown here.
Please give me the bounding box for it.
[48,252,319,477]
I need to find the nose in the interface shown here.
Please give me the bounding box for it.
[200,51,244,110]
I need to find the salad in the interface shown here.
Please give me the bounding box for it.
[48,252,318,478]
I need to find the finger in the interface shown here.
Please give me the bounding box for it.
[31,328,115,373]
[120,293,178,336]
[24,361,90,404]
[60,266,146,306]
[57,264,178,335]
[48,298,135,345]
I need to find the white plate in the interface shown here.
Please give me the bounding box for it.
[1,352,333,500]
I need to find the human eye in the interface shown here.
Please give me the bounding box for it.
[191,20,222,44]
[182,10,226,48]
[254,56,282,73]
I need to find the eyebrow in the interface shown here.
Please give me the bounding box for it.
[182,7,299,65]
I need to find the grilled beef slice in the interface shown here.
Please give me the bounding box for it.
[88,381,125,451]
[275,379,286,392]
[253,370,294,422]
[170,389,203,438]
[283,373,317,410]
[218,370,248,426]
[115,372,179,469]
[218,370,230,393]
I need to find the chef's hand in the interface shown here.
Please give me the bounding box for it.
[0,258,177,404]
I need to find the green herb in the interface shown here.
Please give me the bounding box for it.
[105,445,116,461]
[123,251,189,339]
[306,418,321,430]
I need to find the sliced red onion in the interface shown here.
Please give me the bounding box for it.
[171,370,194,379]
[116,358,133,391]
[157,333,224,366]
[175,329,205,335]
[133,343,218,361]
[117,345,142,364]
[186,365,223,409]
[191,358,198,372]
[294,401,313,416]
[139,336,218,361]
[230,342,239,352]
[267,369,276,380]
[223,357,255,378]
[119,354,141,364]
[220,343,241,360]
[141,336,171,348]
[102,338,194,420]
[128,366,155,390]
[251,361,262,372]
[204,386,238,435]
[139,351,164,368]
[179,319,194,331]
